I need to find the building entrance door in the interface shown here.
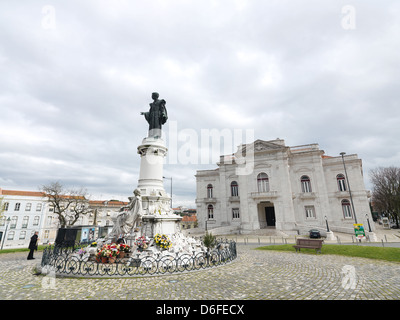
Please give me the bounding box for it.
[265,207,276,227]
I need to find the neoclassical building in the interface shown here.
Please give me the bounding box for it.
[195,139,373,235]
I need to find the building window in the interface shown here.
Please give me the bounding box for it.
[257,173,269,192]
[3,202,9,211]
[342,199,352,218]
[305,206,316,219]
[33,216,40,226]
[232,208,240,219]
[301,175,312,193]
[207,184,213,198]
[10,216,18,229]
[25,203,32,211]
[14,203,21,211]
[36,203,42,211]
[7,231,15,240]
[47,216,52,226]
[231,181,239,197]
[22,216,29,228]
[19,231,26,240]
[207,205,214,219]
[44,230,50,239]
[337,174,347,191]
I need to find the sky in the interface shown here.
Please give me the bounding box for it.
[0,0,399,207]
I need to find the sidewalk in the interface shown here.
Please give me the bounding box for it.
[219,226,400,246]
[0,244,399,300]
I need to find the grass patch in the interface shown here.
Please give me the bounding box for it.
[255,244,400,263]
[0,246,46,254]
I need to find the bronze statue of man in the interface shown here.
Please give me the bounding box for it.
[141,92,168,138]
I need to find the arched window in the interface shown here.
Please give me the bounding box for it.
[207,184,213,198]
[231,181,239,197]
[207,205,214,219]
[301,175,312,193]
[341,199,352,218]
[337,174,347,191]
[257,173,269,192]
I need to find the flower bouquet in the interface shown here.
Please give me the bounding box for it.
[117,243,131,258]
[96,248,110,263]
[154,233,172,250]
[134,236,149,252]
[95,243,120,263]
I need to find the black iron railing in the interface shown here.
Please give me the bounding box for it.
[40,239,237,277]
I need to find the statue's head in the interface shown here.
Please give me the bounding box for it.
[152,92,159,100]
[133,189,141,196]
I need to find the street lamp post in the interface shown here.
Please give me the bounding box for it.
[1,217,11,250]
[340,152,357,224]
[163,176,173,208]
[366,214,372,232]
[324,216,330,232]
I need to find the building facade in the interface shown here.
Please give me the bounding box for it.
[0,188,126,249]
[0,189,47,249]
[195,139,373,235]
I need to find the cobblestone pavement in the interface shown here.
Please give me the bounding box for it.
[0,245,399,300]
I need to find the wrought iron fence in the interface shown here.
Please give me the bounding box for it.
[40,239,237,277]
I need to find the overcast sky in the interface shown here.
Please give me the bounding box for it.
[1,0,399,207]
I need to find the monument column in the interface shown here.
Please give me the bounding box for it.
[137,92,181,237]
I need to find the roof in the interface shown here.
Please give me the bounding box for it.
[89,200,128,206]
[0,189,45,197]
[181,215,197,222]
[0,188,84,200]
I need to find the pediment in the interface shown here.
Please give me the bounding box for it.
[236,139,287,155]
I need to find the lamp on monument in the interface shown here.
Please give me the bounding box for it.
[340,152,357,224]
[1,217,11,250]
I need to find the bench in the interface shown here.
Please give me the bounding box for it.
[293,238,323,254]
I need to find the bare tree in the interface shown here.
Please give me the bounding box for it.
[40,181,92,228]
[370,167,400,228]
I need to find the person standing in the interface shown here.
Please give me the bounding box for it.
[27,231,38,260]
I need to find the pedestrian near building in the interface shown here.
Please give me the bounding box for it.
[27,231,38,260]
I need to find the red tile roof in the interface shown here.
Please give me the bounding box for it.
[0,189,45,197]
[181,215,197,222]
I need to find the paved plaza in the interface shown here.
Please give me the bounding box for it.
[0,243,399,300]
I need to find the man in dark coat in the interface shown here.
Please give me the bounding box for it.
[27,231,38,260]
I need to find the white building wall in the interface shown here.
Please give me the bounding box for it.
[195,139,373,235]
[1,189,127,248]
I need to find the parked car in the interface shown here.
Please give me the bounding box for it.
[309,229,321,239]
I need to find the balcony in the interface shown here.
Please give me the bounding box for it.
[250,191,278,200]
[203,197,217,204]
[298,192,317,199]
[228,196,240,203]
